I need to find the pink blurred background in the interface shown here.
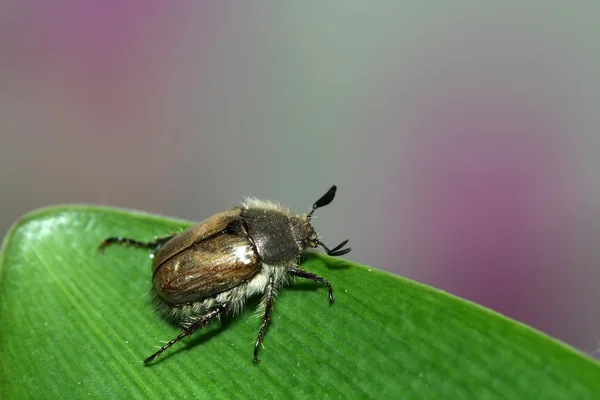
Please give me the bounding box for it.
[2,2,599,354]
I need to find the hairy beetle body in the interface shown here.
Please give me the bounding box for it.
[99,186,350,364]
[152,200,312,323]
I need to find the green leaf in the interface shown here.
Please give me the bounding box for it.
[1,206,599,399]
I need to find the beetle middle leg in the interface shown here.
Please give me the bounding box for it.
[144,303,228,364]
[254,275,275,364]
[98,234,175,254]
[288,268,335,304]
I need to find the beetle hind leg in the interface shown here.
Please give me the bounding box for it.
[144,303,228,364]
[98,234,174,254]
[254,275,275,364]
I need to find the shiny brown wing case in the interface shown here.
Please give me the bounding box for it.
[152,207,243,273]
[151,207,261,304]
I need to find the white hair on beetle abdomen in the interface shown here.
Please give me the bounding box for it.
[152,261,293,328]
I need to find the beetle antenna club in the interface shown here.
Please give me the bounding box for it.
[308,186,351,256]
[99,185,351,364]
[307,185,337,220]
[317,239,351,257]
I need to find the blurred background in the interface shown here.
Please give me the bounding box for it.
[1,2,599,355]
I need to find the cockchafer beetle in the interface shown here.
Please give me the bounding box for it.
[98,185,351,364]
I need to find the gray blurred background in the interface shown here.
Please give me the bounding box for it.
[2,2,599,354]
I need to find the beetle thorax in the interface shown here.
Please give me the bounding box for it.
[242,207,313,265]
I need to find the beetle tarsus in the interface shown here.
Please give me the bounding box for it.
[253,275,275,364]
[144,304,227,365]
[288,268,335,304]
[98,235,175,254]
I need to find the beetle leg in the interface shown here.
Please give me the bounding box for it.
[288,268,335,304]
[144,303,227,364]
[98,235,174,254]
[253,275,275,364]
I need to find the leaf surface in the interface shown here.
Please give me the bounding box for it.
[1,206,599,399]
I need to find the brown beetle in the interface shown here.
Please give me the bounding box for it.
[99,185,350,364]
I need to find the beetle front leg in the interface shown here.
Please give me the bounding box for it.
[98,234,175,254]
[288,268,335,304]
[254,275,275,364]
[144,303,228,364]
